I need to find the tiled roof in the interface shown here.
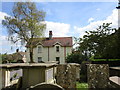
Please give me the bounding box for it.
[18,52,27,56]
[26,37,72,47]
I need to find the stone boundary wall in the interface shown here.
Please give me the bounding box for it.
[87,64,109,88]
[91,61,120,67]
[56,63,80,90]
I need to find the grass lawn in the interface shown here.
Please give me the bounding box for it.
[76,82,88,90]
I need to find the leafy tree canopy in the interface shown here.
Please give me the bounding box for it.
[78,23,120,59]
[66,52,88,64]
[2,2,46,62]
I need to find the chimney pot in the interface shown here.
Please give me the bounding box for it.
[16,49,19,52]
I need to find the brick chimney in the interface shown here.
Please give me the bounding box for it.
[49,31,52,39]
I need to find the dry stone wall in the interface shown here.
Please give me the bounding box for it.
[56,64,80,90]
[87,64,109,88]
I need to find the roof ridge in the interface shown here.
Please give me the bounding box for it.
[26,37,72,47]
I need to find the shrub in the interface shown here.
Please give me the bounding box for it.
[66,52,87,64]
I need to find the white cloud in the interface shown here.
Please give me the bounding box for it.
[96,8,101,11]
[0,35,10,46]
[1,8,118,52]
[88,17,94,23]
[0,35,13,53]
[0,35,26,54]
[0,11,71,53]
[74,9,118,38]
[45,21,70,37]
[0,12,13,53]
[0,20,71,53]
[0,12,10,23]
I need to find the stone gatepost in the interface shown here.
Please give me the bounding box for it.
[87,64,109,89]
[56,63,80,90]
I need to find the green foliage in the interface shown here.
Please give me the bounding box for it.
[1,53,9,63]
[1,53,25,64]
[79,23,120,59]
[66,52,87,64]
[91,58,120,61]
[76,82,88,89]
[89,55,120,61]
[89,55,94,61]
[2,2,46,63]
[1,53,16,63]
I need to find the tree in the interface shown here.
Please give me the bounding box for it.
[2,2,46,63]
[78,23,119,59]
[1,53,11,63]
[111,27,120,58]
[66,52,87,64]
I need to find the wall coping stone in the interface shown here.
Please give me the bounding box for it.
[0,63,57,69]
[110,67,120,71]
[109,76,120,86]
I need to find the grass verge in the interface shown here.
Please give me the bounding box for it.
[76,82,88,90]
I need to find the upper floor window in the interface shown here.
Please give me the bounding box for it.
[38,46,42,53]
[56,46,59,52]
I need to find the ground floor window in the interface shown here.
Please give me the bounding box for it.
[38,57,42,62]
[56,57,60,64]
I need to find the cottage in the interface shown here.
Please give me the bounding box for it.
[2,50,27,63]
[26,31,73,64]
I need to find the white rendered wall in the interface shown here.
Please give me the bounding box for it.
[26,45,72,64]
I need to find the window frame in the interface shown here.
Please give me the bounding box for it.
[38,45,42,53]
[56,57,60,61]
[56,57,60,64]
[56,46,60,52]
[38,57,42,62]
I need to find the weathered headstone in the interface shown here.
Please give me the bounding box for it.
[56,63,80,90]
[87,64,109,89]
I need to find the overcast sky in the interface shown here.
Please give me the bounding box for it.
[0,0,119,54]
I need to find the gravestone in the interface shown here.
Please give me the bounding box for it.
[87,64,109,89]
[56,63,80,90]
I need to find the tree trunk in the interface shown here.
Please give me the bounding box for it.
[29,47,34,63]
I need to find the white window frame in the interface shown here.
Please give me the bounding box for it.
[38,45,42,53]
[56,46,60,52]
